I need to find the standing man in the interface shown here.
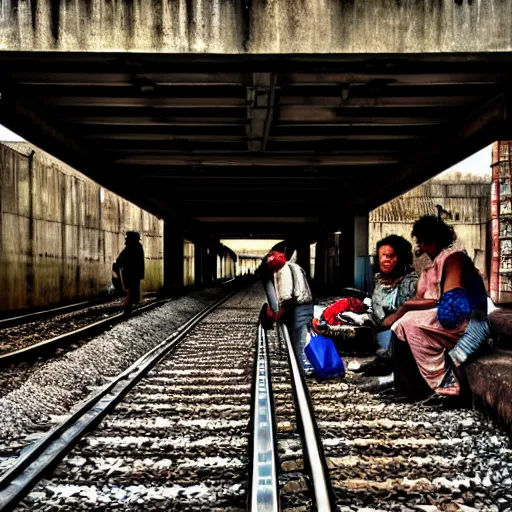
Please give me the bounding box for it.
[265,250,315,375]
[116,231,145,317]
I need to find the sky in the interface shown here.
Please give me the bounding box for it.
[439,144,492,177]
[0,125,24,141]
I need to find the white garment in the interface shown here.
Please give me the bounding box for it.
[274,262,313,307]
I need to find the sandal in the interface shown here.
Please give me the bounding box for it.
[434,367,460,397]
[435,384,460,396]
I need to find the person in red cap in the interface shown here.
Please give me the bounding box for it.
[265,250,314,375]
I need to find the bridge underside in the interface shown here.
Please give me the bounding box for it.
[0,52,511,238]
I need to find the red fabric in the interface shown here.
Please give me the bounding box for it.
[267,251,287,271]
[322,297,365,326]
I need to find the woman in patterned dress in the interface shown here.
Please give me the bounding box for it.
[391,216,488,397]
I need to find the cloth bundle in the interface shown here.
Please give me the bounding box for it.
[437,287,471,329]
[321,297,368,326]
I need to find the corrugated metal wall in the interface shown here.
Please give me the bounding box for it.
[369,173,491,279]
[0,142,163,312]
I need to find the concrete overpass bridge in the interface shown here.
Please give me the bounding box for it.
[1,0,512,292]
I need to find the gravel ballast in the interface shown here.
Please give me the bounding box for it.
[0,287,228,446]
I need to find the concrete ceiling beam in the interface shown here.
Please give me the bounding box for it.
[0,75,180,222]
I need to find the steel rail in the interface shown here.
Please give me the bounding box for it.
[0,296,111,329]
[258,274,335,511]
[0,287,239,512]
[278,322,336,512]
[248,318,279,512]
[0,298,169,367]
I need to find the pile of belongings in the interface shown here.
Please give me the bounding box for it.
[312,297,373,340]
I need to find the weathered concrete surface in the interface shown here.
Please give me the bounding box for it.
[1,0,512,53]
[0,141,163,312]
[370,170,491,279]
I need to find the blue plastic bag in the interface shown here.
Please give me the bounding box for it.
[304,330,345,379]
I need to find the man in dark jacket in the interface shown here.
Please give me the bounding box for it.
[116,231,145,317]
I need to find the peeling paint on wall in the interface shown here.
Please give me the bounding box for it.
[0,0,511,52]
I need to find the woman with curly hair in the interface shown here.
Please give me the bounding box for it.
[352,235,418,376]
[391,215,489,397]
[372,235,418,328]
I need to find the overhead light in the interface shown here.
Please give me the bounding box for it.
[334,231,342,235]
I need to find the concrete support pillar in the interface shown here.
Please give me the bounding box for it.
[338,222,355,288]
[313,231,328,293]
[204,240,218,284]
[295,239,311,278]
[163,221,184,297]
[354,214,370,291]
[199,245,209,285]
[194,241,203,286]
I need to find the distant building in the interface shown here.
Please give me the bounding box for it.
[490,141,512,303]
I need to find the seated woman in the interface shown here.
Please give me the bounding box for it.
[390,215,489,397]
[372,235,419,329]
[315,236,417,364]
[353,235,418,374]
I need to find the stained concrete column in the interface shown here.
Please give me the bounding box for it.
[354,214,370,291]
[201,239,217,284]
[295,239,311,278]
[163,221,184,297]
[194,240,203,287]
[313,231,327,293]
[338,222,355,289]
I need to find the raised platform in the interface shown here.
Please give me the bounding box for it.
[458,307,512,432]
[462,348,512,431]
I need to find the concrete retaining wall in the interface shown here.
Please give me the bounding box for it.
[0,141,163,312]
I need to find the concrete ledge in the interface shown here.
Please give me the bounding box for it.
[461,349,512,432]
[488,309,512,342]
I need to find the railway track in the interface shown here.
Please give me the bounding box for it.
[0,296,114,329]
[0,296,165,367]
[309,374,512,511]
[272,330,512,511]
[0,285,262,511]
[1,284,511,511]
